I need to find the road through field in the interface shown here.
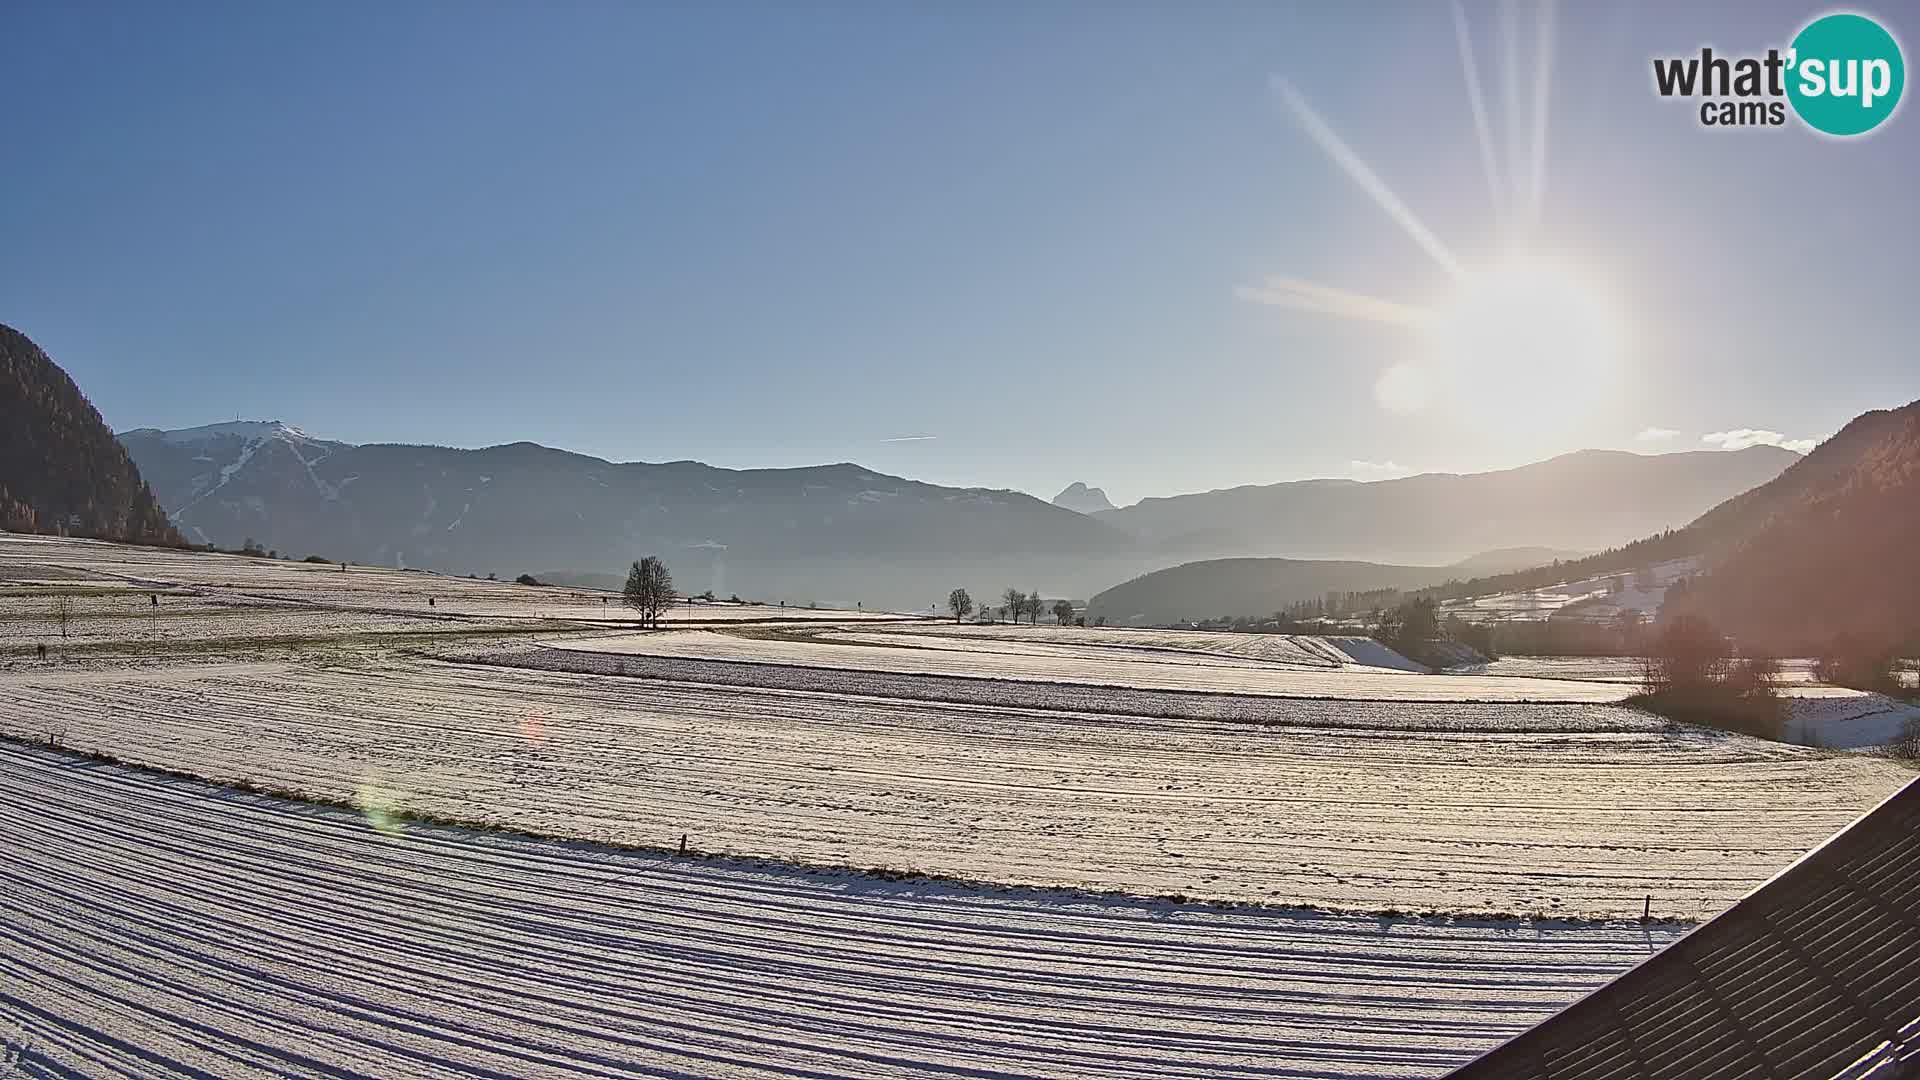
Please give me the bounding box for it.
[0,655,1904,917]
[0,741,1685,1079]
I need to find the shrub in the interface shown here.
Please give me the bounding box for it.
[1814,635,1902,694]
[514,574,543,586]
[1632,615,1783,740]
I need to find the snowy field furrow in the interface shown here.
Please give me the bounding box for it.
[1478,656,1821,685]
[0,656,1902,918]
[552,630,1632,703]
[0,741,1686,1079]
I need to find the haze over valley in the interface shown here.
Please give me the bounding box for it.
[115,412,1799,610]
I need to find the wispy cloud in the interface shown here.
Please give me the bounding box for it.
[1702,429,1816,454]
[1349,459,1412,479]
[1635,426,1680,442]
[879,435,938,443]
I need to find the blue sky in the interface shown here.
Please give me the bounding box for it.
[4,0,1916,504]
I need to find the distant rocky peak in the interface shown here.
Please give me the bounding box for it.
[1052,482,1116,514]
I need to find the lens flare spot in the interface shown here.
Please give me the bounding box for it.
[355,776,406,836]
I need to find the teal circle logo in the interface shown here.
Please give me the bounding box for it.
[1787,13,1905,136]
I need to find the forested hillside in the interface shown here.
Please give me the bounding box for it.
[1685,399,1920,654]
[1,324,179,545]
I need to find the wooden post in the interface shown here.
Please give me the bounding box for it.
[678,833,688,856]
[1643,895,1651,921]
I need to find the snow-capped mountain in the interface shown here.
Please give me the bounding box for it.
[117,423,1135,607]
[116,422,353,545]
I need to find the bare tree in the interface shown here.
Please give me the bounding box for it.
[50,595,74,640]
[1052,599,1075,625]
[1002,587,1023,625]
[1025,590,1043,625]
[623,556,675,629]
[947,588,973,623]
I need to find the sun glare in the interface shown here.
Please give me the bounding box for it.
[1262,1,1634,436]
[1423,259,1624,397]
[1371,259,1626,425]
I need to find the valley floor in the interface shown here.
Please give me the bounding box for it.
[0,652,1904,918]
[2,532,1912,1078]
[0,740,1683,1080]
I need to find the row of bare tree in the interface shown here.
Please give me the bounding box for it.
[944,587,1074,626]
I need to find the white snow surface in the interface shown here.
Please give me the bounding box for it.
[137,419,315,445]
[1783,691,1920,749]
[0,738,1688,1079]
[558,629,1631,703]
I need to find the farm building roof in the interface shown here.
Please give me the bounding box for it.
[1448,776,1920,1079]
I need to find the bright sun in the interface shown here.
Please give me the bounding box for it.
[1261,4,1645,438]
[1375,259,1626,426]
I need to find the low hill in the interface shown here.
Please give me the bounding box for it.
[1,324,178,545]
[1086,557,1449,626]
[1449,546,1590,575]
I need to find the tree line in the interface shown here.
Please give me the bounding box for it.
[945,587,1076,626]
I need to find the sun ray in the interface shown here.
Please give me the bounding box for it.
[1272,80,1465,280]
[1523,0,1557,232]
[1236,275,1431,327]
[1501,0,1523,219]
[1452,1,1506,224]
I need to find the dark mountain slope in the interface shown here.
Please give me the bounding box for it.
[1401,400,1920,655]
[1686,399,1920,653]
[0,324,178,545]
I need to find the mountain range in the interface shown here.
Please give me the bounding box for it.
[1106,399,1920,650]
[117,421,1131,609]
[116,418,1797,610]
[1,324,178,545]
[1088,446,1798,565]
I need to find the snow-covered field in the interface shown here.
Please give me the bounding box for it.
[4,532,1914,1076]
[0,653,1904,918]
[1783,692,1920,749]
[835,624,1433,671]
[1479,656,1821,685]
[0,533,914,628]
[0,740,1688,1079]
[0,588,507,651]
[556,629,1634,703]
